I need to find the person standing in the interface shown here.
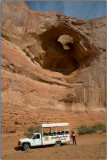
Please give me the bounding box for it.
[71,131,77,145]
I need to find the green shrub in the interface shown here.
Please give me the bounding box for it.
[24,126,39,138]
[95,123,105,130]
[78,125,87,135]
[77,123,106,135]
[24,132,33,138]
[102,126,106,132]
[28,126,39,133]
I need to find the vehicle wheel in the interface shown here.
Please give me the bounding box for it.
[22,143,30,151]
[55,141,61,147]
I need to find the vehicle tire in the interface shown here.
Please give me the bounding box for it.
[22,143,30,151]
[55,141,61,147]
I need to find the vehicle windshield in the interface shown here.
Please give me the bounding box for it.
[31,134,35,139]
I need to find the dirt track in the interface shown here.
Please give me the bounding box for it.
[1,132,106,159]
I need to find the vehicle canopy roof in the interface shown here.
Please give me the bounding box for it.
[40,123,69,128]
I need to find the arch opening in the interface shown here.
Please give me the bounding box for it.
[39,34,79,75]
[25,29,99,75]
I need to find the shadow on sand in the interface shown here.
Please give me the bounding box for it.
[14,143,68,151]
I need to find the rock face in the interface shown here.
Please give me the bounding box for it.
[1,1,106,133]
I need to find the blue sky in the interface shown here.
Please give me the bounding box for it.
[25,1,106,19]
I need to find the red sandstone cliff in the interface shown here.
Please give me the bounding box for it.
[1,1,106,133]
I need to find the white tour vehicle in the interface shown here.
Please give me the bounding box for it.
[18,123,70,151]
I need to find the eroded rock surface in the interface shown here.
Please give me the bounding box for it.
[1,1,106,133]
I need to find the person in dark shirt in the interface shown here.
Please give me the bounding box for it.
[71,131,77,145]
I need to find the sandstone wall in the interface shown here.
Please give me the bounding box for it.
[1,1,106,112]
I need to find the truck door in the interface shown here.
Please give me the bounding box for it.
[32,134,41,146]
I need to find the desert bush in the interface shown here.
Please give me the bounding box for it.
[92,123,106,133]
[95,123,106,130]
[24,132,33,138]
[77,123,106,135]
[28,126,39,133]
[102,127,106,132]
[24,126,39,138]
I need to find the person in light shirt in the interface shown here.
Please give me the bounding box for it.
[71,131,77,145]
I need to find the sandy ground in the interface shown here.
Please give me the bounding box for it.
[1,132,106,159]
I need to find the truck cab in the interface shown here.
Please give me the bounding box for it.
[18,133,42,150]
[31,133,41,146]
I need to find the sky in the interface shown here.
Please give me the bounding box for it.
[25,1,106,19]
